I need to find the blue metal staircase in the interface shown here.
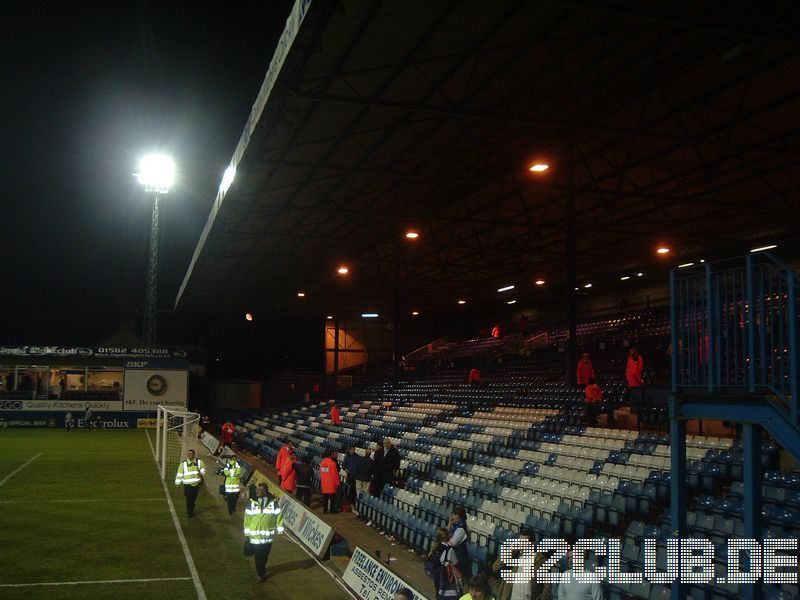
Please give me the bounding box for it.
[669,253,800,600]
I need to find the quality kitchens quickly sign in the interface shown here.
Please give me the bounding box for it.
[343,547,427,600]
[278,493,335,558]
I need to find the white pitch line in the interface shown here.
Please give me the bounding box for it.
[0,577,191,588]
[0,453,42,487]
[0,498,163,504]
[145,430,207,600]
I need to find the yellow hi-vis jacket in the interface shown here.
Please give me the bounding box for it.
[175,459,206,486]
[222,458,243,493]
[244,497,284,545]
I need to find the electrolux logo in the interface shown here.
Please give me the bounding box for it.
[75,418,131,429]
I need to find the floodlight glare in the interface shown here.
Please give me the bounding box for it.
[750,244,777,253]
[529,163,549,172]
[507,300,517,305]
[220,165,236,194]
[361,313,379,318]
[245,313,254,321]
[137,154,175,194]
[497,285,515,293]
[411,311,420,316]
[620,276,631,281]
[534,279,545,286]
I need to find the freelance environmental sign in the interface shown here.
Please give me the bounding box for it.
[343,546,427,600]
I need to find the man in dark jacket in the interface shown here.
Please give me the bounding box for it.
[293,455,313,506]
[355,449,373,498]
[370,439,400,498]
[342,445,361,509]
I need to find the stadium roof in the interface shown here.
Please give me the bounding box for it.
[175,0,800,319]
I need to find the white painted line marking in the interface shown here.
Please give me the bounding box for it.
[0,453,42,487]
[145,430,207,600]
[0,577,191,588]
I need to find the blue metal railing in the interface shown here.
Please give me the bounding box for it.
[670,253,800,424]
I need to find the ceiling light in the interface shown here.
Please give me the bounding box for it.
[411,311,419,316]
[497,285,515,293]
[457,299,467,305]
[326,315,333,320]
[637,272,643,277]
[678,262,695,268]
[699,259,705,263]
[584,283,592,288]
[534,279,545,286]
[507,300,517,305]
[361,313,379,318]
[657,247,670,255]
[529,163,549,172]
[405,231,419,239]
[337,266,349,275]
[750,244,777,253]
[620,276,630,281]
[297,292,305,298]
[245,313,253,321]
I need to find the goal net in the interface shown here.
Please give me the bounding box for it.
[155,405,200,480]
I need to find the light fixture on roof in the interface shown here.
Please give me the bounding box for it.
[326,315,333,320]
[405,231,419,240]
[361,312,379,318]
[657,247,671,255]
[620,276,631,281]
[699,259,705,263]
[534,279,545,286]
[584,283,593,288]
[637,272,643,277]
[529,163,549,172]
[411,311,420,316]
[337,266,349,275]
[497,285,515,293]
[750,244,777,253]
[457,299,467,305]
[678,262,695,268]
[219,165,236,194]
[507,300,517,305]
[245,313,254,321]
[297,291,305,298]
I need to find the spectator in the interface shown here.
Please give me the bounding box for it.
[576,353,595,388]
[279,447,297,494]
[275,439,294,485]
[555,548,603,600]
[342,445,361,511]
[460,574,495,600]
[355,448,373,499]
[492,528,549,600]
[319,449,340,514]
[294,455,312,506]
[395,589,414,600]
[331,404,342,425]
[221,421,235,447]
[447,506,472,577]
[584,379,603,426]
[468,368,481,387]
[435,528,464,600]
[626,348,644,429]
[371,439,399,497]
[491,324,503,339]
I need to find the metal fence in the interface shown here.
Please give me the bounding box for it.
[670,253,799,423]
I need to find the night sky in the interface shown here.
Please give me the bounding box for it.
[1,1,302,367]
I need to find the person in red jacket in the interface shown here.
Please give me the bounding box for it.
[330,405,342,426]
[221,422,235,448]
[626,348,645,428]
[280,448,297,493]
[584,379,603,426]
[275,440,294,485]
[576,353,595,388]
[319,450,340,514]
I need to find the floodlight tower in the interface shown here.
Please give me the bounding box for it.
[136,154,175,347]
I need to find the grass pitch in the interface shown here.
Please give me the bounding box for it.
[0,429,351,600]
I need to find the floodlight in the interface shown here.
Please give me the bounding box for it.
[220,165,236,194]
[137,154,175,194]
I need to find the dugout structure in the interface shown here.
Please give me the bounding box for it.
[156,405,200,480]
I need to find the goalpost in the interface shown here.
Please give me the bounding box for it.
[155,405,201,480]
